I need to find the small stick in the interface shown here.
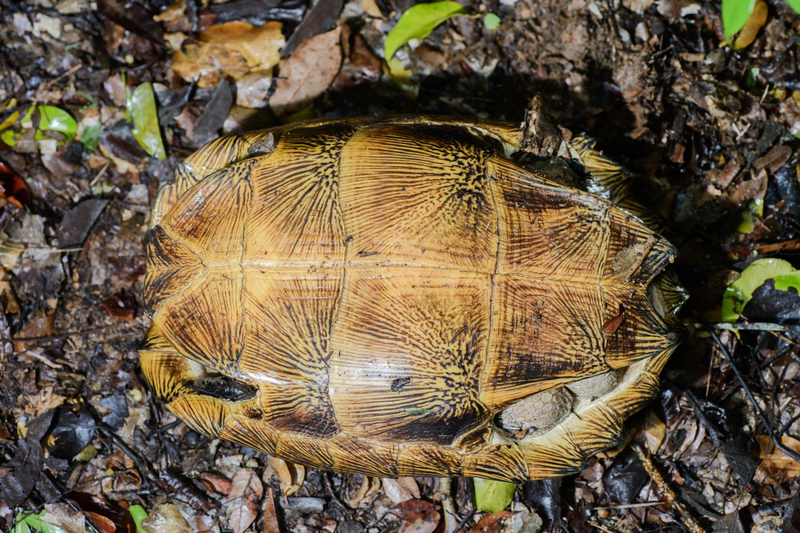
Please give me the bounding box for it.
[630,442,706,533]
[434,477,459,533]
[703,321,800,464]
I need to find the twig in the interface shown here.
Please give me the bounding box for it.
[630,442,707,533]
[704,321,800,464]
[695,322,796,332]
[434,477,458,533]
[594,501,666,510]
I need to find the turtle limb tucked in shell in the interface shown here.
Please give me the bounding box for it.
[140,115,686,482]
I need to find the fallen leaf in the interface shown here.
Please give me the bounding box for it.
[38,106,78,141]
[198,472,232,495]
[281,0,344,57]
[390,500,440,533]
[755,435,800,483]
[270,26,343,116]
[468,511,514,533]
[732,0,767,49]
[269,456,305,496]
[128,82,166,159]
[227,468,263,533]
[140,503,192,533]
[474,478,517,514]
[171,21,284,88]
[193,79,234,146]
[262,488,282,533]
[383,1,466,61]
[722,258,797,322]
[641,408,666,454]
[382,477,420,505]
[97,0,164,44]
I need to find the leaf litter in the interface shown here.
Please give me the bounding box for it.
[4,0,800,531]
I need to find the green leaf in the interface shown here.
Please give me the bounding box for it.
[484,13,501,30]
[384,1,467,61]
[80,124,101,153]
[1,128,20,147]
[37,105,78,141]
[128,82,166,159]
[737,197,763,234]
[774,270,800,292]
[721,258,795,322]
[129,504,148,533]
[787,0,800,13]
[12,511,69,533]
[722,0,756,39]
[11,514,31,533]
[473,477,517,514]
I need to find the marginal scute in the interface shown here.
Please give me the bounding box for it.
[462,442,529,483]
[328,435,400,477]
[167,394,230,438]
[220,415,280,455]
[162,158,254,263]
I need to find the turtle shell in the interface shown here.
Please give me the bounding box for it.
[140,116,686,481]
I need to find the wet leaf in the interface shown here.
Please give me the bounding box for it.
[483,13,500,30]
[722,0,755,39]
[722,258,796,321]
[602,447,647,505]
[128,82,166,159]
[270,26,343,116]
[732,0,767,49]
[38,106,78,141]
[171,21,284,88]
[45,408,96,460]
[384,1,466,61]
[63,491,137,533]
[474,478,517,514]
[523,478,562,523]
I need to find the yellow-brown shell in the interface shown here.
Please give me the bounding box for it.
[140,116,685,481]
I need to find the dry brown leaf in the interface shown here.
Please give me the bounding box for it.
[198,472,232,495]
[382,477,421,505]
[392,500,441,533]
[270,26,343,116]
[262,488,282,533]
[755,435,800,483]
[468,511,514,533]
[269,456,305,496]
[227,468,263,533]
[172,21,284,88]
[42,502,86,533]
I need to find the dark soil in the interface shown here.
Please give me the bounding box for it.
[2,0,800,531]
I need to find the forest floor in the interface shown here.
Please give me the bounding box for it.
[1,0,800,531]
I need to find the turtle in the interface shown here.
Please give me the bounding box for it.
[139,113,687,482]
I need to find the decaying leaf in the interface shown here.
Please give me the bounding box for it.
[171,21,284,88]
[140,503,192,533]
[269,26,343,116]
[641,408,666,454]
[269,456,305,496]
[226,468,263,533]
[262,488,282,533]
[0,162,31,210]
[755,435,800,483]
